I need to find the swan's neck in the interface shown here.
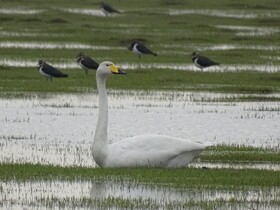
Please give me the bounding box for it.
[92,73,109,167]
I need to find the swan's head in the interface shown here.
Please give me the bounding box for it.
[97,61,126,76]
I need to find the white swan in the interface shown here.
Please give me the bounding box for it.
[92,61,211,168]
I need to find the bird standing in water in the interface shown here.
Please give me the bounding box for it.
[191,52,219,71]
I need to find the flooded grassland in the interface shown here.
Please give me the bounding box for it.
[0,0,280,209]
[0,91,279,209]
[0,91,280,166]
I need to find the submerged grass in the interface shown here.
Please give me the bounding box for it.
[0,145,279,190]
[0,163,279,190]
[25,196,280,210]
[201,144,280,163]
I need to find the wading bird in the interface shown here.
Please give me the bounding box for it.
[100,2,121,16]
[128,42,158,59]
[92,61,210,168]
[191,52,219,71]
[76,52,99,74]
[37,60,68,81]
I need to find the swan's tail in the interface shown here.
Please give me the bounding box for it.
[203,142,213,147]
[194,141,213,148]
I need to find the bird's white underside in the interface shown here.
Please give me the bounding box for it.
[39,67,52,78]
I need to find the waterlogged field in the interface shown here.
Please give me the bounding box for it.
[1,91,280,209]
[1,178,280,209]
[0,0,280,209]
[1,91,280,167]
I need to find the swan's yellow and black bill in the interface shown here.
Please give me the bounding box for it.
[109,64,126,75]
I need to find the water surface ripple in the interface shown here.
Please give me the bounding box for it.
[0,91,279,167]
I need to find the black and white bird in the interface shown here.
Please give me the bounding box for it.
[100,2,121,15]
[128,42,158,59]
[37,60,68,81]
[76,52,99,74]
[191,52,219,71]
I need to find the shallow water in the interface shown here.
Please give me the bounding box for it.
[1,41,279,51]
[198,44,280,51]
[121,63,280,72]
[0,58,78,69]
[0,31,67,38]
[167,9,280,19]
[60,8,105,16]
[0,8,44,15]
[215,25,280,36]
[0,91,279,167]
[1,179,279,209]
[1,58,280,72]
[0,41,123,50]
[161,43,280,51]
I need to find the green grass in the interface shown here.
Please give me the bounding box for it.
[1,68,280,96]
[200,144,280,163]
[0,0,280,98]
[0,163,279,190]
[0,144,279,189]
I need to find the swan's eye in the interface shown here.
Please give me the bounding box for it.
[106,64,109,67]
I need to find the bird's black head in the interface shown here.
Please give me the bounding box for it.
[37,60,45,69]
[77,52,85,58]
[191,52,199,58]
[128,42,137,51]
[38,60,45,66]
[100,1,108,8]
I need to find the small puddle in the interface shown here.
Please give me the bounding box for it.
[0,58,78,68]
[0,8,44,15]
[0,41,123,50]
[0,31,67,38]
[167,9,280,19]
[160,43,280,51]
[215,25,280,36]
[261,56,280,61]
[60,8,105,17]
[193,44,280,51]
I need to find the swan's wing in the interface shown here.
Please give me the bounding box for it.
[108,134,208,167]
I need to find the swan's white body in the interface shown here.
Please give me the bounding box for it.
[92,61,210,168]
